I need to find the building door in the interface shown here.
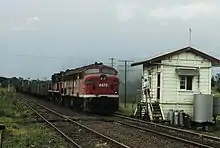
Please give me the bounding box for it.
[156,72,161,101]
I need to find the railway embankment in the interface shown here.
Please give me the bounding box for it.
[0,89,67,148]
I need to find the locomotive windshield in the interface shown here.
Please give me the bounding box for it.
[85,68,100,74]
[101,68,116,75]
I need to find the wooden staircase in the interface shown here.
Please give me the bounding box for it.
[150,102,164,122]
[132,90,166,122]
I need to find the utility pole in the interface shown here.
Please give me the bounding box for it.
[109,58,116,68]
[118,60,134,108]
[189,28,192,47]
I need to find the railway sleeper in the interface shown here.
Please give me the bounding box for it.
[67,116,114,122]
[0,119,69,125]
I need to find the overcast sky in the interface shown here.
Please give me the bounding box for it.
[1,0,220,79]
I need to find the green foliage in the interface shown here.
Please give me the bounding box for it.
[212,76,216,88]
[118,102,136,116]
[4,124,64,148]
[212,73,220,92]
[213,90,220,98]
[0,92,65,148]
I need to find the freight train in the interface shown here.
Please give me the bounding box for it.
[18,62,120,114]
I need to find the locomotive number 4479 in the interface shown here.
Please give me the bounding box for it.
[98,83,108,87]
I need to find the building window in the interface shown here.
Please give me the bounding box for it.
[180,76,193,90]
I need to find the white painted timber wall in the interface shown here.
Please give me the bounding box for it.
[143,51,212,119]
[162,52,212,119]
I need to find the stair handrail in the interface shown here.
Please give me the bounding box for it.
[147,102,153,121]
[149,100,154,112]
[146,97,153,121]
[159,103,165,120]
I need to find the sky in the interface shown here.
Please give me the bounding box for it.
[1,0,220,79]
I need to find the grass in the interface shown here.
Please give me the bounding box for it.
[0,89,66,148]
[0,88,8,95]
[118,102,137,116]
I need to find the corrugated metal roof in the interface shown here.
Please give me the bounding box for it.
[131,46,220,66]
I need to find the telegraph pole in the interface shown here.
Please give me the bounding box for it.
[109,58,116,67]
[118,60,134,108]
[124,61,127,108]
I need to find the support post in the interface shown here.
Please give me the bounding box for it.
[118,60,134,108]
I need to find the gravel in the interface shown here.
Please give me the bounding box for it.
[18,95,205,148]
[110,116,220,148]
[79,120,198,148]
[22,97,127,148]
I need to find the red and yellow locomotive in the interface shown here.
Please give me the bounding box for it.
[48,62,119,114]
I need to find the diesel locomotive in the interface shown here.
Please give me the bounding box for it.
[19,62,120,114]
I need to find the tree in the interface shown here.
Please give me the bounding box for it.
[212,76,216,88]
[0,77,7,83]
[215,73,220,92]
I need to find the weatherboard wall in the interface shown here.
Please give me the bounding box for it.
[142,51,212,119]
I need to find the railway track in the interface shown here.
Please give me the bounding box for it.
[20,97,130,148]
[110,113,220,148]
[18,94,220,147]
[18,95,199,148]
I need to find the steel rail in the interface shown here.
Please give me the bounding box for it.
[113,113,218,148]
[26,99,130,148]
[114,120,213,148]
[114,113,220,141]
[22,101,82,148]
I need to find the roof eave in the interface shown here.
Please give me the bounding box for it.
[131,61,148,67]
[211,61,220,67]
[131,47,220,67]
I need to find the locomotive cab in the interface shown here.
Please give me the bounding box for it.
[83,66,119,113]
[84,67,119,96]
